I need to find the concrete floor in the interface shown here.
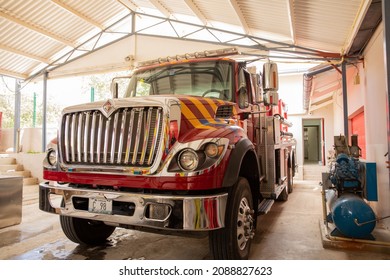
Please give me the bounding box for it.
[1,180,389,260]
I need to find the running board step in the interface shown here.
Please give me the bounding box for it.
[258,199,274,215]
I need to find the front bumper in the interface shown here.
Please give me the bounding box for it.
[39,182,227,231]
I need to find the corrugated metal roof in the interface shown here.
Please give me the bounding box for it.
[0,0,373,80]
[295,0,367,53]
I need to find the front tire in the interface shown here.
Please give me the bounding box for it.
[209,177,255,260]
[60,215,116,245]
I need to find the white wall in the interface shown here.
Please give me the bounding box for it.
[0,128,13,152]
[362,23,390,229]
[279,73,304,179]
[278,73,304,115]
[279,73,335,179]
[14,152,45,182]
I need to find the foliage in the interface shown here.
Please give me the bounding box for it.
[81,71,130,101]
[0,77,62,129]
[0,70,131,129]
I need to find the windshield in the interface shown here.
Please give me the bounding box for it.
[124,60,233,101]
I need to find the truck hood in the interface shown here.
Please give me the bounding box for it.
[61,95,180,116]
[62,95,236,124]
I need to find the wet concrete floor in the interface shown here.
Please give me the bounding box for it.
[1,181,389,260]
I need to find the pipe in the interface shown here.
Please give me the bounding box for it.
[383,0,390,184]
[302,64,340,112]
[342,61,349,139]
[14,79,21,153]
[281,131,293,138]
[42,71,47,152]
[354,215,390,226]
[321,181,328,226]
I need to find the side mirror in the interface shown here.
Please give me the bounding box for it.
[110,75,131,99]
[253,73,263,104]
[111,81,119,99]
[238,86,249,108]
[264,91,279,106]
[263,61,279,106]
[263,62,279,91]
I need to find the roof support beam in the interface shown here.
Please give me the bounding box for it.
[229,0,251,35]
[0,10,75,47]
[51,0,105,30]
[184,0,208,25]
[0,68,28,80]
[25,11,342,82]
[286,0,296,44]
[117,0,140,12]
[342,0,371,55]
[0,44,50,64]
[309,99,334,113]
[149,0,172,18]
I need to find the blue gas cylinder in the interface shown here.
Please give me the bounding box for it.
[331,193,376,238]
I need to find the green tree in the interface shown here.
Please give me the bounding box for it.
[81,71,130,101]
[0,76,61,129]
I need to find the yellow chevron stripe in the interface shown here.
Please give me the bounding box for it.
[187,97,215,121]
[181,101,218,130]
[181,102,204,128]
[203,98,219,114]
[188,97,224,126]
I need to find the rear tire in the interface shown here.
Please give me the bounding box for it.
[209,177,255,260]
[287,165,294,194]
[278,185,289,201]
[60,215,116,245]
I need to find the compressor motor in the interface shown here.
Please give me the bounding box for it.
[329,153,362,194]
[324,135,378,239]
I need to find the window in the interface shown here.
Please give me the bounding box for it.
[124,61,233,101]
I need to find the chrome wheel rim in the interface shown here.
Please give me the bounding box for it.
[236,197,254,250]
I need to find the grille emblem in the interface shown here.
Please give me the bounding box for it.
[102,99,116,118]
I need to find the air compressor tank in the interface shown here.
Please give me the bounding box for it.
[327,190,376,239]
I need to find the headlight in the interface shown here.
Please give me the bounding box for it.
[178,149,199,171]
[204,143,219,158]
[47,149,57,166]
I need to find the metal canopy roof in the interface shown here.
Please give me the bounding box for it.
[0,0,372,81]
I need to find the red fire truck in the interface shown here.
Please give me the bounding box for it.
[39,48,296,260]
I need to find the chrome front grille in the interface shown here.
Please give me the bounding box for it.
[60,107,163,167]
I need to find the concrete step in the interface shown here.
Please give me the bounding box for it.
[1,170,31,177]
[23,177,39,186]
[304,175,322,181]
[0,164,24,172]
[303,165,327,181]
[0,157,16,165]
[0,156,39,186]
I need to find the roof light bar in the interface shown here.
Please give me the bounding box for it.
[137,47,240,67]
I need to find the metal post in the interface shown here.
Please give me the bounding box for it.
[42,71,48,152]
[14,79,21,153]
[33,92,36,127]
[383,0,390,177]
[341,61,349,140]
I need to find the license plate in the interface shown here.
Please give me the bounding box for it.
[88,197,113,214]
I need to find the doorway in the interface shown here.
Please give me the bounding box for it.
[303,119,324,165]
[349,109,366,159]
